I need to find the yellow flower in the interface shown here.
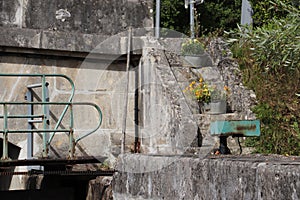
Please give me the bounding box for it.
[224,86,229,91]
[184,77,214,104]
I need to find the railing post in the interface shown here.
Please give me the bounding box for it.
[26,90,34,160]
[42,75,49,158]
[68,104,75,159]
[2,104,8,160]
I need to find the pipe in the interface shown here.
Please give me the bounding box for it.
[2,104,8,160]
[155,0,160,38]
[42,75,49,158]
[121,27,132,154]
[190,0,195,39]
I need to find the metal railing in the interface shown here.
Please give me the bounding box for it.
[0,74,102,159]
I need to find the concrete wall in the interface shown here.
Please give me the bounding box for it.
[138,48,198,154]
[0,55,137,155]
[0,1,153,190]
[113,154,300,200]
[0,0,153,52]
[0,0,152,34]
[0,52,141,190]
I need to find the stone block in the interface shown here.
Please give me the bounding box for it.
[0,28,41,48]
[191,66,223,83]
[113,154,300,199]
[171,66,193,82]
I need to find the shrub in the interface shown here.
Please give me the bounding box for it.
[227,1,300,155]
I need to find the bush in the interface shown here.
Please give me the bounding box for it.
[227,1,300,155]
[249,0,299,27]
[156,0,242,36]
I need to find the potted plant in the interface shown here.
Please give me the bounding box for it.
[207,85,230,114]
[185,77,230,114]
[181,38,205,67]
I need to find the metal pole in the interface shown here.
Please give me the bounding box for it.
[190,0,195,39]
[68,104,75,159]
[2,104,8,160]
[155,0,160,38]
[26,90,33,159]
[42,75,48,158]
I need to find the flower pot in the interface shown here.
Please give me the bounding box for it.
[184,55,203,67]
[200,100,226,114]
[183,55,213,68]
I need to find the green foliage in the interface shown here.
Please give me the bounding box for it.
[181,39,205,55]
[227,1,300,155]
[197,0,242,35]
[249,0,300,27]
[155,0,189,35]
[157,0,242,36]
[229,1,300,74]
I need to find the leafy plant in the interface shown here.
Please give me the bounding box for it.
[197,0,242,35]
[226,0,300,155]
[249,0,299,27]
[210,86,230,101]
[156,0,242,36]
[181,39,205,56]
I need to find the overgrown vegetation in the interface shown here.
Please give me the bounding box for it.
[157,0,242,36]
[249,0,299,27]
[227,1,300,155]
[159,0,300,155]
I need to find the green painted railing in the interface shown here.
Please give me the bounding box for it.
[0,74,102,160]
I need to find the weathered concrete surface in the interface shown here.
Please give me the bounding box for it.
[0,0,152,34]
[0,38,194,173]
[86,176,113,200]
[0,28,147,54]
[0,34,259,196]
[113,154,300,200]
[138,48,198,154]
[0,55,137,162]
[0,37,247,167]
[0,0,153,52]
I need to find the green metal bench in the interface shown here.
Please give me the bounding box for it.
[210,120,261,154]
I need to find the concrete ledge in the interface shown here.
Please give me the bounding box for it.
[0,27,154,56]
[113,154,300,199]
[0,27,109,52]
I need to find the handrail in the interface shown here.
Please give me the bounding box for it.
[0,102,102,159]
[0,74,75,145]
[0,74,103,159]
